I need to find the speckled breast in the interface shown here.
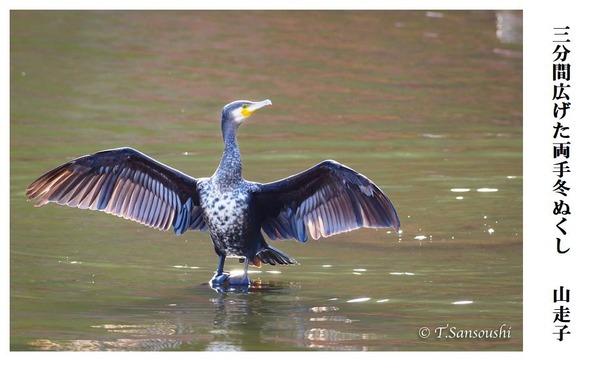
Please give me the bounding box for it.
[198,180,251,257]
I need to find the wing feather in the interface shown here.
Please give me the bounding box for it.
[26,147,206,234]
[252,160,400,242]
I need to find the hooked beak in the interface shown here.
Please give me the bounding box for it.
[241,99,272,117]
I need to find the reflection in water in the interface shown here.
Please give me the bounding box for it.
[304,328,380,351]
[206,281,375,351]
[205,281,298,351]
[30,322,205,351]
[29,280,392,351]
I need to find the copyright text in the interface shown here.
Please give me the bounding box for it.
[418,324,512,339]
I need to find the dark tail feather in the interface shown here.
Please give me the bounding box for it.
[255,246,298,266]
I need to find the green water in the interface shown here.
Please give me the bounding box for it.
[10,10,522,351]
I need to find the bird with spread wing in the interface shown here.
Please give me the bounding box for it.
[26,99,401,289]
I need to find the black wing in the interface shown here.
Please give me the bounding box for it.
[26,147,206,234]
[252,160,400,242]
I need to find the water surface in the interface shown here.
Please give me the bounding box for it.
[10,10,522,351]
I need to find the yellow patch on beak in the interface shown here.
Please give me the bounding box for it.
[241,106,253,118]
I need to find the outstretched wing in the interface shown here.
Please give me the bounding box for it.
[252,160,400,242]
[26,147,206,234]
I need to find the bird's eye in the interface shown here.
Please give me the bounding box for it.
[242,104,248,109]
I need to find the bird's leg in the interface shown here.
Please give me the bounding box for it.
[210,255,229,286]
[216,254,226,275]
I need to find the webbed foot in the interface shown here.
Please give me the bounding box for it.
[210,272,231,286]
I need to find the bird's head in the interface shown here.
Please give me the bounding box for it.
[222,99,272,128]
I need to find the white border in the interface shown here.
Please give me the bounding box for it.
[4,1,598,388]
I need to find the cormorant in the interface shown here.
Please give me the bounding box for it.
[26,99,401,288]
